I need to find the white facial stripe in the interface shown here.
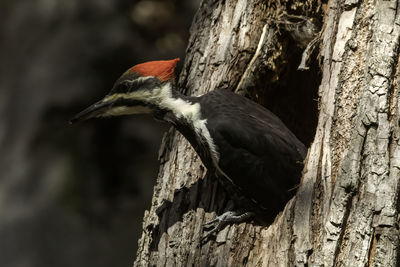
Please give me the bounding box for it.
[105,89,163,103]
[101,106,152,117]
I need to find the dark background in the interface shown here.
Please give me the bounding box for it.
[0,1,199,266]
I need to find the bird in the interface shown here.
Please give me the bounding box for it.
[70,58,307,239]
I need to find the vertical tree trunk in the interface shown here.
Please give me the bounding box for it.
[135,0,400,266]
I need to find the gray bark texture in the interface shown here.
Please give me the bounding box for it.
[135,0,400,266]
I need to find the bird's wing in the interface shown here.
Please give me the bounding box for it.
[201,90,306,210]
[212,117,304,211]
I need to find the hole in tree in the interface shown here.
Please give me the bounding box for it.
[248,37,320,147]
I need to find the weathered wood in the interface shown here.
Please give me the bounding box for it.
[135,0,400,266]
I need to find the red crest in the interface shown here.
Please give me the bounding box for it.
[129,58,180,82]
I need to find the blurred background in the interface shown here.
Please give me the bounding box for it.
[0,0,199,266]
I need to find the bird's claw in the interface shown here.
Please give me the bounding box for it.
[202,217,220,227]
[201,211,254,243]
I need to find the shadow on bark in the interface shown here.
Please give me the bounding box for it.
[148,168,314,250]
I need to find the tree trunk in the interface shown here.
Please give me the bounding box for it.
[135,0,400,266]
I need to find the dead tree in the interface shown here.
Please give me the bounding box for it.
[135,0,400,266]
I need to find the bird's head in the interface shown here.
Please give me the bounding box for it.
[70,58,180,123]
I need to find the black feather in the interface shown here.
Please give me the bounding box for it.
[177,89,306,218]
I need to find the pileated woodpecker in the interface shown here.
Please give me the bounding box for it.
[71,58,306,238]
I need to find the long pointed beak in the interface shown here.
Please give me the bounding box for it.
[69,98,114,124]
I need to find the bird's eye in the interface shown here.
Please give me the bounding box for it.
[115,81,130,93]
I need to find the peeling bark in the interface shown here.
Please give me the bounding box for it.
[135,0,400,266]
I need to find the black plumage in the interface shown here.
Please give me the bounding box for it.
[163,89,306,220]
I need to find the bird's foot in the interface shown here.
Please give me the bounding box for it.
[201,211,254,242]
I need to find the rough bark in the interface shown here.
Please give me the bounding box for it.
[135,0,400,266]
